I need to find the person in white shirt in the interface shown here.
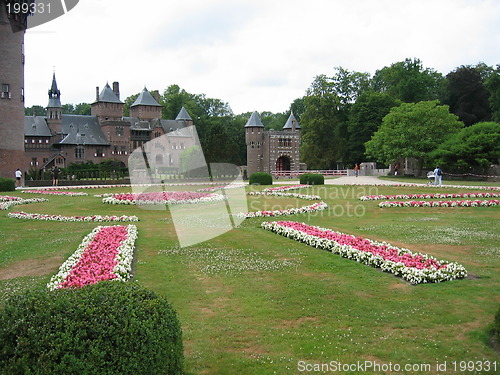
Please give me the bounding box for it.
[433,166,443,186]
[15,168,22,188]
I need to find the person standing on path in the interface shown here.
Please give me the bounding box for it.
[354,164,359,177]
[15,168,22,188]
[52,166,61,186]
[433,166,443,186]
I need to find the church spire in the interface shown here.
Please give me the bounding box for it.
[47,72,62,108]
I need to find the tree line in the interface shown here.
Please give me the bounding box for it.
[25,58,500,175]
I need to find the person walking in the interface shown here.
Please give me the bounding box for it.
[15,168,22,188]
[433,166,443,186]
[52,166,61,186]
[354,163,359,177]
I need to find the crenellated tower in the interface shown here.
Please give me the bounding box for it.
[245,111,265,175]
[46,72,63,137]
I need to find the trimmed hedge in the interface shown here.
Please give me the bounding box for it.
[249,172,273,185]
[0,281,184,375]
[299,173,324,185]
[0,177,15,192]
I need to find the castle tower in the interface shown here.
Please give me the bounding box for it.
[175,106,193,127]
[245,111,265,175]
[0,0,33,178]
[91,82,124,122]
[130,87,162,121]
[46,72,62,137]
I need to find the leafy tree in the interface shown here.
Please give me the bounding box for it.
[24,105,46,116]
[290,97,306,122]
[365,100,463,174]
[61,103,75,114]
[443,65,491,126]
[331,66,371,104]
[372,58,445,103]
[346,91,400,165]
[260,111,288,130]
[74,102,91,115]
[431,121,500,174]
[123,93,140,117]
[203,121,238,164]
[484,65,500,123]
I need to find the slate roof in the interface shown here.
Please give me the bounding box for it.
[131,87,162,107]
[24,116,52,137]
[59,115,109,145]
[175,106,192,121]
[95,83,123,104]
[282,112,301,130]
[244,111,264,128]
[47,73,62,108]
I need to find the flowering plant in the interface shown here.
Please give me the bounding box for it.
[102,191,226,205]
[248,191,321,200]
[236,201,328,218]
[360,192,500,201]
[22,190,88,196]
[47,224,138,290]
[262,185,311,192]
[378,200,500,208]
[0,198,48,210]
[261,221,467,284]
[7,211,138,222]
[0,196,22,202]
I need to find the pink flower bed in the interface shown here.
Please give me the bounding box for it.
[102,191,224,205]
[361,192,500,201]
[261,221,467,284]
[47,225,137,290]
[378,200,500,208]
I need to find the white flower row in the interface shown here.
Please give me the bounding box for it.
[236,201,328,218]
[248,191,321,200]
[46,225,138,291]
[22,190,88,196]
[0,198,48,210]
[7,211,139,222]
[261,221,468,284]
[378,200,500,208]
[262,184,311,192]
[102,194,226,205]
[360,192,500,200]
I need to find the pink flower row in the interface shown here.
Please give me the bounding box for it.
[22,190,88,196]
[360,192,500,201]
[237,202,328,218]
[102,191,224,205]
[261,221,467,284]
[47,225,138,290]
[0,196,22,202]
[378,200,500,208]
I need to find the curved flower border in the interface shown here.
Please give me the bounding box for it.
[7,211,139,222]
[47,224,138,290]
[0,196,22,202]
[261,221,467,284]
[262,185,311,192]
[378,200,500,208]
[361,192,500,201]
[22,190,88,196]
[236,201,328,218]
[248,191,321,200]
[0,198,48,211]
[102,191,226,205]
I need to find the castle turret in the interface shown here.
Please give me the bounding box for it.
[0,0,33,177]
[130,87,162,121]
[91,82,124,122]
[245,111,265,175]
[283,112,301,132]
[175,106,193,127]
[46,72,62,136]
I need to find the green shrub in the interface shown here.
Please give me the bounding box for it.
[249,172,273,185]
[0,177,15,192]
[299,173,324,185]
[0,281,184,375]
[493,305,500,345]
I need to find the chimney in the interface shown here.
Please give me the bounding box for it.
[151,90,160,102]
[113,81,120,100]
[95,86,99,101]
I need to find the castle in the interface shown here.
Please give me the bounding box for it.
[23,74,195,172]
[245,111,302,176]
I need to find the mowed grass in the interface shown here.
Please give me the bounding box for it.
[0,183,499,374]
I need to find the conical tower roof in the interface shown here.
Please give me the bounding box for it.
[244,111,264,127]
[131,87,162,107]
[175,106,192,120]
[283,112,300,129]
[47,72,62,108]
[96,83,123,104]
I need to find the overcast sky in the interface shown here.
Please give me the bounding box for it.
[24,0,500,114]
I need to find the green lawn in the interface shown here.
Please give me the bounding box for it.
[0,183,499,374]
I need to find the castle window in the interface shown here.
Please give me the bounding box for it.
[75,146,84,159]
[1,84,11,99]
[116,127,124,137]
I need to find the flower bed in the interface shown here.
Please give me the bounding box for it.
[261,221,467,284]
[0,198,48,210]
[262,184,311,192]
[7,211,138,222]
[47,225,138,290]
[0,196,22,202]
[236,201,328,218]
[196,183,246,192]
[248,191,321,200]
[378,200,500,208]
[22,190,88,196]
[102,191,225,205]
[360,192,500,201]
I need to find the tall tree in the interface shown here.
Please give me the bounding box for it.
[443,65,491,126]
[431,122,500,174]
[365,100,463,174]
[484,65,500,123]
[346,92,400,165]
[372,58,444,103]
[331,66,371,104]
[24,105,46,116]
